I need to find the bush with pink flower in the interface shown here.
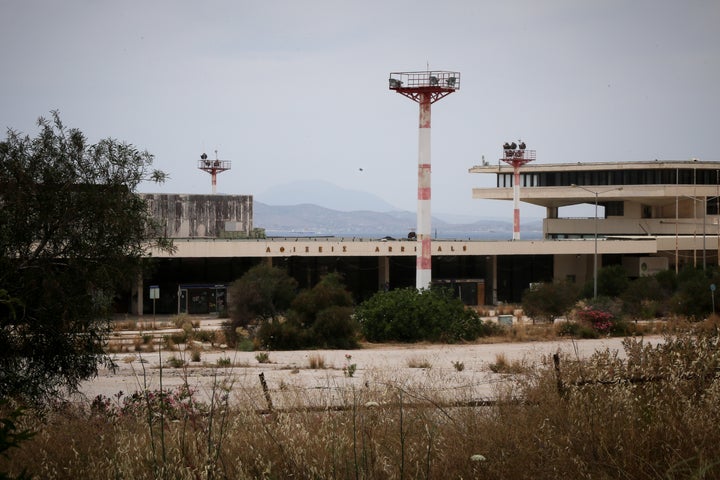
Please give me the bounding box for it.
[576,307,615,334]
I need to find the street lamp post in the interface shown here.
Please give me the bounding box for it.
[571,185,623,298]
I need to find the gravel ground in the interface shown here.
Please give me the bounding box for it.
[76,333,663,410]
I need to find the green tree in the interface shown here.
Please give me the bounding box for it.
[581,264,630,299]
[290,273,357,348]
[257,273,358,349]
[522,280,580,323]
[0,112,169,403]
[670,266,718,318]
[225,263,298,345]
[620,275,667,319]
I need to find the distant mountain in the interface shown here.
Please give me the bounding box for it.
[253,202,543,240]
[256,180,399,212]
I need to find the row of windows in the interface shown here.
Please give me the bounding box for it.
[497,168,720,188]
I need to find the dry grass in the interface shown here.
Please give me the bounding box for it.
[406,356,432,369]
[307,353,326,369]
[488,352,527,374]
[4,331,720,479]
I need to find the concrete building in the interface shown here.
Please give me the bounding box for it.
[142,193,253,238]
[470,159,720,275]
[131,160,720,315]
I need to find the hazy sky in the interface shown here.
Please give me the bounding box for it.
[1,0,719,219]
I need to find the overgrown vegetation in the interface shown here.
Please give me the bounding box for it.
[356,287,499,343]
[521,280,579,323]
[2,331,718,479]
[258,272,358,349]
[225,267,359,350]
[0,112,170,403]
[523,265,720,329]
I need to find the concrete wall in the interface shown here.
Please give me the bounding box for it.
[142,194,253,238]
[554,254,589,285]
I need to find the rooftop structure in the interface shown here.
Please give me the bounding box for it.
[198,151,231,194]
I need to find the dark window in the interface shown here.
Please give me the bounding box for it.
[642,205,652,219]
[605,201,624,216]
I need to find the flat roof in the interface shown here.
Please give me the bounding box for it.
[469,160,720,174]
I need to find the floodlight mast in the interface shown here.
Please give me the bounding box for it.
[500,143,536,240]
[389,70,460,290]
[197,151,231,194]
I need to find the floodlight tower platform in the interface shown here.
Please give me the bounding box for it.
[198,151,231,194]
[389,70,460,290]
[500,144,536,240]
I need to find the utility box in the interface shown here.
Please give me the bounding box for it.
[622,256,669,277]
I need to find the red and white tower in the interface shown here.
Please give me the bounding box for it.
[500,142,536,240]
[389,70,460,289]
[197,150,231,194]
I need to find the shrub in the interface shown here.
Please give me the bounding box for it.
[522,280,579,323]
[356,287,492,343]
[193,329,216,344]
[307,354,325,369]
[577,308,614,334]
[407,357,432,369]
[489,353,526,374]
[0,401,35,478]
[190,348,201,363]
[256,318,307,350]
[580,264,630,299]
[310,306,358,349]
[620,276,667,319]
[555,321,598,338]
[256,273,358,350]
[166,356,186,368]
[668,266,720,318]
[224,264,298,346]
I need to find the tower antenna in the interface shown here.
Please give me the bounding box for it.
[198,150,231,194]
[388,69,460,289]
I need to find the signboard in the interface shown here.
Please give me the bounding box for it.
[149,285,160,299]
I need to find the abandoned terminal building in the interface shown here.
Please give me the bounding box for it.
[132,160,720,315]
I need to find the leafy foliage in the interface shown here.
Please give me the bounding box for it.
[521,280,579,323]
[0,401,35,480]
[620,275,668,319]
[227,269,358,349]
[581,264,630,298]
[225,263,298,346]
[356,287,493,343]
[669,267,720,318]
[0,112,168,403]
[257,273,359,349]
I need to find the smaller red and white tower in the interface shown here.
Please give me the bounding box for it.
[198,151,231,194]
[500,142,536,240]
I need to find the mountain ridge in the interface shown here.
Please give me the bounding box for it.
[253,202,543,240]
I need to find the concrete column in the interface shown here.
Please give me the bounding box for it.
[378,256,390,290]
[490,255,498,305]
[132,274,143,316]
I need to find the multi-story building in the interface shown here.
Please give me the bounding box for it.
[470,159,720,277]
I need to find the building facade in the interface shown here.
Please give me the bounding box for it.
[130,160,720,315]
